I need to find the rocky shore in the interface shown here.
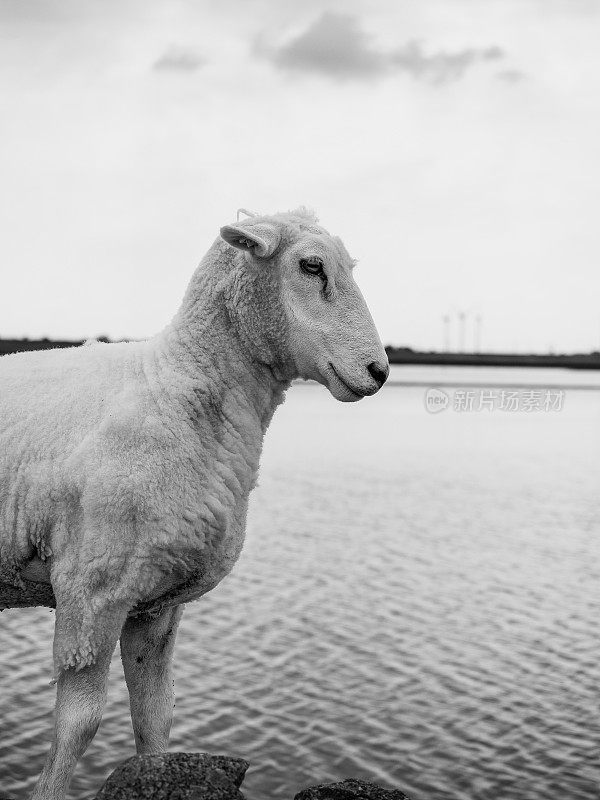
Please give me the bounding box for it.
[0,752,414,800]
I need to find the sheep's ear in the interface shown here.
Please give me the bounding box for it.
[220,222,280,259]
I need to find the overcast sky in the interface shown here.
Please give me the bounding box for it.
[1,0,599,352]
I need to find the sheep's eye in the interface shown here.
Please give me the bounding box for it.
[299,257,324,275]
[299,257,328,294]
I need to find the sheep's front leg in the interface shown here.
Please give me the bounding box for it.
[120,605,183,754]
[30,647,116,800]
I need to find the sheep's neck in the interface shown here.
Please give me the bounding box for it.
[156,256,289,437]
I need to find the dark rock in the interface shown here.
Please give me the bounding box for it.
[94,752,248,800]
[294,778,413,800]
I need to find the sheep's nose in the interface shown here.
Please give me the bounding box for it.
[367,361,389,388]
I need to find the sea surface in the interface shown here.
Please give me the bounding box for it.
[1,366,599,800]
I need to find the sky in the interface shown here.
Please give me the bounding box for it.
[1,0,599,352]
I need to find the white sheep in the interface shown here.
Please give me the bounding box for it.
[0,207,389,800]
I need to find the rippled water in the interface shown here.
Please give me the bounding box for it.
[1,366,599,800]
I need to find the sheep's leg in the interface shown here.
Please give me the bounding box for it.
[120,605,183,754]
[30,642,117,800]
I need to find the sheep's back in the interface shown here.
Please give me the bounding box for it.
[0,340,148,435]
[0,340,150,581]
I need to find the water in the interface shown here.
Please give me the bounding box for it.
[1,366,599,800]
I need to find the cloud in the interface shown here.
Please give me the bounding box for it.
[257,13,505,84]
[390,41,504,84]
[153,45,206,73]
[496,68,526,84]
[258,13,384,79]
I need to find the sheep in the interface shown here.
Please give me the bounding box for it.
[0,207,389,800]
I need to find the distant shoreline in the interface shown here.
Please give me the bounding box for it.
[386,347,600,370]
[0,337,110,356]
[2,338,600,370]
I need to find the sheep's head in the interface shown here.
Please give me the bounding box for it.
[220,209,389,402]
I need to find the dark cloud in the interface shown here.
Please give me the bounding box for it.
[258,13,384,79]
[257,13,505,84]
[154,46,206,73]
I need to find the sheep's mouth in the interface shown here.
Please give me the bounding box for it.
[328,363,366,399]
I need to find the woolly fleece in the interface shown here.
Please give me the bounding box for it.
[0,208,385,678]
